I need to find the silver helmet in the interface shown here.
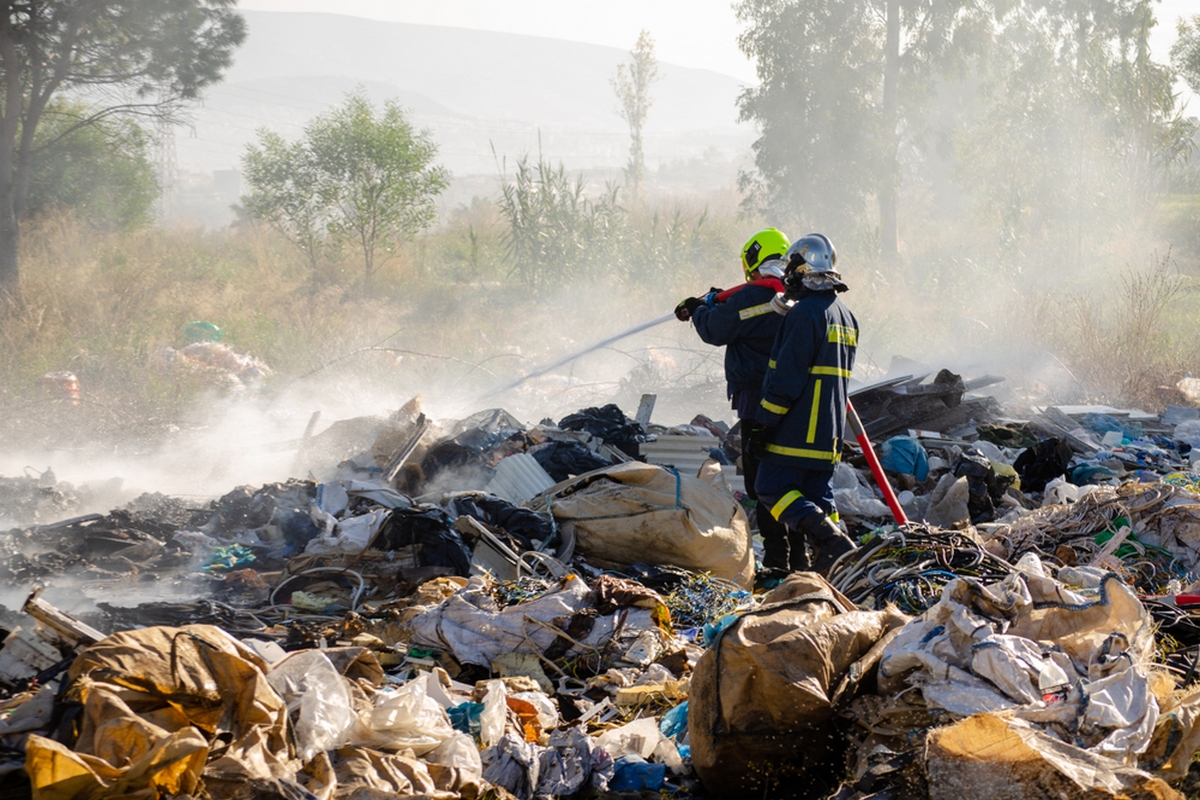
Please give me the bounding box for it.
[785,233,837,275]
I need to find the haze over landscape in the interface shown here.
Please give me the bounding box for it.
[3,0,1200,499]
[5,4,1200,798]
[169,10,758,223]
[166,1,1196,225]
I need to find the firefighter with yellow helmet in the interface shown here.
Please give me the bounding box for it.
[676,228,798,576]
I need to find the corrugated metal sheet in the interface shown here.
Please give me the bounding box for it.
[639,433,721,479]
[485,453,556,504]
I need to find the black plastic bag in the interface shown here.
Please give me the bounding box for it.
[954,449,1004,524]
[377,507,472,575]
[530,441,612,482]
[415,408,525,490]
[445,492,555,552]
[1012,437,1074,494]
[557,403,647,459]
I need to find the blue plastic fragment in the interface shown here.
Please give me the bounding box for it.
[660,701,689,741]
[610,755,666,791]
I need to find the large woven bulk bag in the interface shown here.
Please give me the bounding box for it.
[530,462,754,588]
[688,574,908,798]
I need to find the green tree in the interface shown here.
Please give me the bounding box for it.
[242,130,329,281]
[1111,2,1195,206]
[1167,15,1200,193]
[25,103,157,230]
[307,93,449,288]
[242,92,449,290]
[611,30,661,203]
[737,0,985,254]
[735,0,885,241]
[0,0,246,305]
[877,0,988,256]
[950,0,1190,268]
[1170,14,1200,95]
[953,27,1088,261]
[738,0,1189,268]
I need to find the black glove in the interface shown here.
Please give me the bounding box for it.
[745,423,771,459]
[674,297,704,321]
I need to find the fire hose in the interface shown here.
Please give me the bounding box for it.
[483,285,909,529]
[847,399,909,526]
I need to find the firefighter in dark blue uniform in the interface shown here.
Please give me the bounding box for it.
[752,233,859,575]
[675,229,796,573]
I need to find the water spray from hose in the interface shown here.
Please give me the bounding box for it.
[479,311,677,401]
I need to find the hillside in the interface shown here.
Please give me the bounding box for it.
[171,9,757,220]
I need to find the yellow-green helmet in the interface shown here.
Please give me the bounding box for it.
[740,228,790,280]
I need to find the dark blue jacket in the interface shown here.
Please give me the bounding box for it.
[691,282,782,413]
[755,290,858,470]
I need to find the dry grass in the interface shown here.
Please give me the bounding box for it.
[0,202,751,449]
[933,250,1200,411]
[2,185,1198,454]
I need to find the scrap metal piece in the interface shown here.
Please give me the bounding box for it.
[635,393,657,428]
[22,586,105,648]
[384,413,430,483]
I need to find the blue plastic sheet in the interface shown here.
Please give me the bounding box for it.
[1081,413,1142,441]
[202,544,255,571]
[878,435,930,482]
[702,614,740,646]
[449,701,484,737]
[610,755,666,791]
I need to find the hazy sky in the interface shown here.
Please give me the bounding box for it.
[239,0,756,82]
[241,0,1196,105]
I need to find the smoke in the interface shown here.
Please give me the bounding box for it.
[0,285,736,527]
[0,267,1067,534]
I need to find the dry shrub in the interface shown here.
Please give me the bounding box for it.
[1033,252,1195,409]
[0,215,418,447]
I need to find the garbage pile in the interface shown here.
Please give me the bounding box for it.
[7,371,1200,799]
[149,341,273,393]
[0,470,91,529]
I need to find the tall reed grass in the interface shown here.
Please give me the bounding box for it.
[2,179,1198,454]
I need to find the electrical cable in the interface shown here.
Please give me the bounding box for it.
[828,524,1014,615]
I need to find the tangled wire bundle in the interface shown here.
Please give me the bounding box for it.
[991,482,1200,595]
[1144,598,1200,685]
[489,575,555,608]
[828,525,1014,615]
[662,570,754,631]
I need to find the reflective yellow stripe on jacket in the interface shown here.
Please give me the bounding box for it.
[828,324,857,346]
[810,366,852,378]
[764,443,841,462]
[806,379,822,443]
[739,303,775,321]
[761,399,789,415]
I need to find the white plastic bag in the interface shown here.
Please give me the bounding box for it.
[365,671,458,755]
[480,679,509,749]
[1175,419,1200,449]
[594,716,683,773]
[267,650,355,762]
[304,508,389,555]
[428,730,484,778]
[1044,477,1080,505]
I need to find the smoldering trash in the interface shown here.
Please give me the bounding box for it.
[11,372,1200,800]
